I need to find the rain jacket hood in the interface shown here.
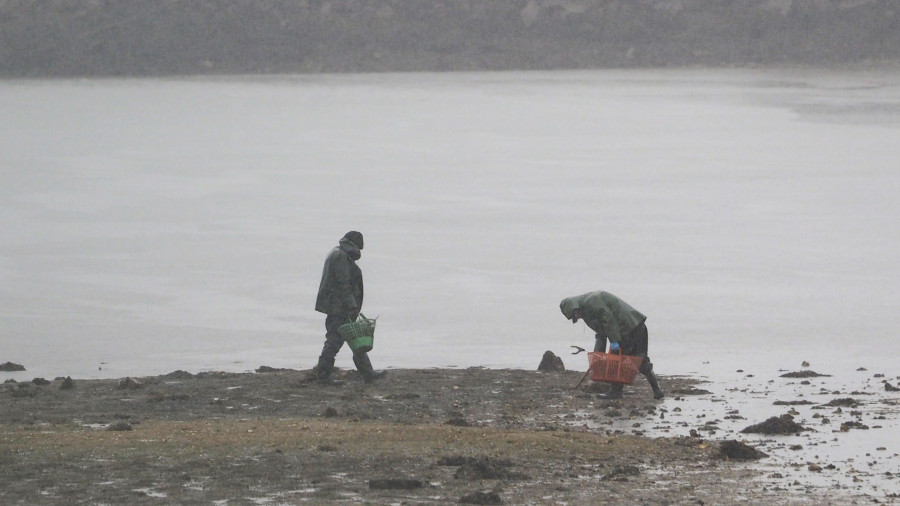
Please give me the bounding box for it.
[559,295,583,322]
[339,237,361,260]
[559,291,646,344]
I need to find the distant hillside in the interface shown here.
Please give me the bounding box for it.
[1,0,898,77]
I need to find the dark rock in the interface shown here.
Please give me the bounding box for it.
[32,378,51,386]
[160,370,194,380]
[0,362,25,372]
[773,400,814,406]
[824,398,860,408]
[537,351,565,372]
[718,440,768,460]
[460,490,503,505]
[323,407,338,417]
[740,414,807,435]
[368,478,423,490]
[885,382,899,392]
[780,370,830,378]
[118,377,143,390]
[840,421,869,431]
[59,376,75,390]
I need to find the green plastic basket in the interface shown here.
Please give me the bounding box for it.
[338,314,376,353]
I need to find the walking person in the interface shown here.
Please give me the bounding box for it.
[314,231,385,384]
[560,291,664,399]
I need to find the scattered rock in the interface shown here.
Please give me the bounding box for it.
[824,398,860,408]
[118,377,143,390]
[0,362,26,372]
[460,490,503,505]
[106,422,133,431]
[780,370,830,378]
[808,463,823,472]
[718,440,768,461]
[773,400,814,406]
[839,421,869,431]
[32,378,51,386]
[368,478,423,490]
[740,414,807,435]
[59,376,75,390]
[885,382,899,392]
[160,370,194,380]
[801,361,810,367]
[537,351,565,372]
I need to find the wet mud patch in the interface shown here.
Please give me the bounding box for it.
[368,478,423,490]
[439,456,527,481]
[601,464,641,481]
[459,489,503,504]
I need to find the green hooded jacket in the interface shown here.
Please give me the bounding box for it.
[559,291,646,344]
[315,237,363,316]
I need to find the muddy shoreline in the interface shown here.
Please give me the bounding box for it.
[1,366,895,504]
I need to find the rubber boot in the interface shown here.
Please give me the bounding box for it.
[316,357,342,386]
[647,371,665,399]
[353,353,387,384]
[597,383,623,399]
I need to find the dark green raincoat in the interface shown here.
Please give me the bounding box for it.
[559,291,646,345]
[315,238,363,316]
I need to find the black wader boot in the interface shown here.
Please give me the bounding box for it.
[640,360,664,399]
[316,357,342,386]
[353,353,387,384]
[647,371,665,399]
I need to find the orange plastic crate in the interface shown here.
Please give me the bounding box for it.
[587,352,644,384]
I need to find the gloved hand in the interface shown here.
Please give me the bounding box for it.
[609,341,620,353]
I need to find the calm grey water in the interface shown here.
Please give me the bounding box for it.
[2,69,899,382]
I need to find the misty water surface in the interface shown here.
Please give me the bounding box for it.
[1,69,899,381]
